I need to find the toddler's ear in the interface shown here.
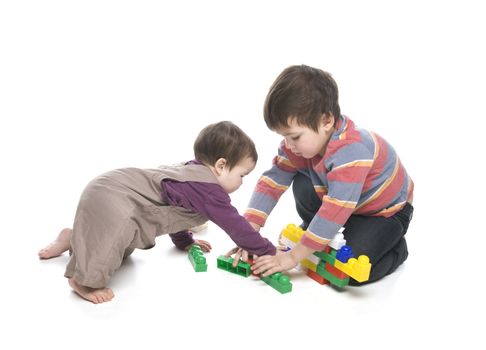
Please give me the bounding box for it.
[214,158,227,174]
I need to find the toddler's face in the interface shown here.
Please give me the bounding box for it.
[276,116,334,159]
[218,157,255,193]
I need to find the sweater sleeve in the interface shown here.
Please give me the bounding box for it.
[245,142,297,227]
[161,180,276,256]
[301,142,373,250]
[169,231,195,250]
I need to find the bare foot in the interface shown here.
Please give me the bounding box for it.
[68,278,115,304]
[38,228,73,259]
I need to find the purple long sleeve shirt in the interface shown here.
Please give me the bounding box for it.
[161,179,276,256]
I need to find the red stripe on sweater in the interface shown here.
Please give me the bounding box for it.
[363,133,388,192]
[255,181,282,201]
[317,201,355,225]
[327,164,370,183]
[362,161,406,213]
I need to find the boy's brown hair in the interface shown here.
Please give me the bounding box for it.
[194,121,258,169]
[263,65,341,132]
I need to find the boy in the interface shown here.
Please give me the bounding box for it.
[39,121,276,303]
[245,65,414,285]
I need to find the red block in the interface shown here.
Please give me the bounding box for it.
[307,268,329,285]
[325,262,348,279]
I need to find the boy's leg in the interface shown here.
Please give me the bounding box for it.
[292,172,414,284]
[292,173,321,229]
[344,203,414,285]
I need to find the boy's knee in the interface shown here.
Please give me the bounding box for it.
[349,238,408,286]
[292,173,320,209]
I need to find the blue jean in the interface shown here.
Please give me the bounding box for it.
[292,173,414,285]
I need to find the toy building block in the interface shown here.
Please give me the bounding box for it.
[260,272,292,294]
[336,245,354,263]
[188,245,207,272]
[307,268,329,285]
[279,236,296,250]
[300,258,318,272]
[217,255,252,277]
[280,223,305,243]
[329,232,346,250]
[306,252,320,265]
[279,223,372,288]
[334,255,371,283]
[314,248,337,266]
[325,261,348,279]
[316,262,349,288]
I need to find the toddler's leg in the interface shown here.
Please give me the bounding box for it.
[68,278,114,304]
[38,228,72,259]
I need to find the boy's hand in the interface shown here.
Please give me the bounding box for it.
[185,239,212,252]
[251,251,298,277]
[225,247,252,267]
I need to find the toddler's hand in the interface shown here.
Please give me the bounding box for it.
[186,239,212,252]
[225,247,252,267]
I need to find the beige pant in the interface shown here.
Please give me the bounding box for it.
[65,168,207,288]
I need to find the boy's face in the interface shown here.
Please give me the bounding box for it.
[276,115,335,159]
[216,156,256,194]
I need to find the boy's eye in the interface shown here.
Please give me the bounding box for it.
[291,136,300,141]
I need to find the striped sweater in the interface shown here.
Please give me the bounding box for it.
[244,115,414,251]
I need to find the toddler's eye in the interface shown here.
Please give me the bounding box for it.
[291,136,300,141]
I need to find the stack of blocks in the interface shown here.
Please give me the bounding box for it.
[188,244,207,272]
[217,255,292,294]
[280,224,371,287]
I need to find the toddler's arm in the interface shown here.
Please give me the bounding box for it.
[169,231,195,250]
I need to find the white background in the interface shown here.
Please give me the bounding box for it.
[1,1,484,349]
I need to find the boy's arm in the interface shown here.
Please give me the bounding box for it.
[251,242,325,276]
[301,144,373,249]
[245,143,298,227]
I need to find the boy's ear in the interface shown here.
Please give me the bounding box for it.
[214,158,227,175]
[321,113,335,131]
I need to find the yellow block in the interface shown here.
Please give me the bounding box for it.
[334,255,371,282]
[281,223,304,243]
[300,258,317,272]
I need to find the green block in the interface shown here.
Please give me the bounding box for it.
[316,262,349,288]
[188,245,207,272]
[314,249,337,265]
[216,255,251,277]
[261,272,292,294]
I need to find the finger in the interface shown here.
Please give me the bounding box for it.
[251,260,274,274]
[241,250,249,262]
[202,240,212,251]
[232,249,242,267]
[253,263,273,275]
[261,266,282,277]
[201,243,210,252]
[251,257,272,270]
[224,247,238,257]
